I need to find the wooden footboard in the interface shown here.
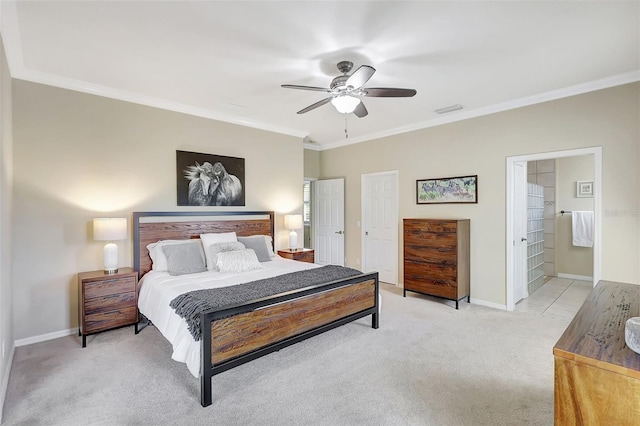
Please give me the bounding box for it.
[132,211,380,408]
[200,273,379,407]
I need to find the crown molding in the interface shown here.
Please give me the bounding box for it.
[14,68,309,139]
[319,70,640,151]
[302,142,322,151]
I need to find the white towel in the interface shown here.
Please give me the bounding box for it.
[571,211,594,247]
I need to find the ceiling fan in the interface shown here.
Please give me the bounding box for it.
[282,61,417,118]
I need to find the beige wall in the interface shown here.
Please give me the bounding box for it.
[320,83,640,306]
[304,149,320,179]
[12,80,303,341]
[556,155,595,277]
[0,34,13,420]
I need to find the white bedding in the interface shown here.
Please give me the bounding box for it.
[138,256,320,377]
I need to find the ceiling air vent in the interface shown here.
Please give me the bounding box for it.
[435,104,464,114]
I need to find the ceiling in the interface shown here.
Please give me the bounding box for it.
[1,1,639,150]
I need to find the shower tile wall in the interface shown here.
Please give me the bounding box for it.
[528,159,556,277]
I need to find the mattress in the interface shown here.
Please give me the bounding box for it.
[138,256,320,377]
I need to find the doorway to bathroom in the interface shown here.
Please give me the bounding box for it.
[506,147,601,311]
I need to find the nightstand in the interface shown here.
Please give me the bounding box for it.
[78,267,138,347]
[277,248,315,263]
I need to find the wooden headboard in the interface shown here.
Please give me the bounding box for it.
[133,211,275,278]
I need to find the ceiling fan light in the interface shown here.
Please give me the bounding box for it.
[331,95,361,114]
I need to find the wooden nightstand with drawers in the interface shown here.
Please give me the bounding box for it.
[78,267,138,347]
[277,248,315,263]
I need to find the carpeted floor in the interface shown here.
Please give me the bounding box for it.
[2,284,575,425]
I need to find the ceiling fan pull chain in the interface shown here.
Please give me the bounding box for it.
[344,114,349,138]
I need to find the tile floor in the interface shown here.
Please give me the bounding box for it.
[514,276,593,321]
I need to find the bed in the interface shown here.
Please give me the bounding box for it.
[133,211,379,407]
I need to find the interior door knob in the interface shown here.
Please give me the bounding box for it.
[335,230,343,234]
[521,237,527,242]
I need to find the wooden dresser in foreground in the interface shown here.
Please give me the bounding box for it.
[403,218,470,309]
[277,248,314,263]
[554,280,640,425]
[78,267,138,347]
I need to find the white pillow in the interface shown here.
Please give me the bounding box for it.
[207,241,245,271]
[216,249,264,273]
[147,239,204,272]
[200,232,237,269]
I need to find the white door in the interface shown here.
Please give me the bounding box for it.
[513,161,528,303]
[314,178,345,266]
[362,171,398,284]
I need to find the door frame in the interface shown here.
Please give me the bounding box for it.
[506,147,602,311]
[513,161,528,303]
[361,170,399,285]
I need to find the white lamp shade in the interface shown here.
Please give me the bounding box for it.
[93,218,127,241]
[331,95,361,114]
[284,214,303,230]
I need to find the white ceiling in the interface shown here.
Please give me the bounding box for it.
[1,1,639,149]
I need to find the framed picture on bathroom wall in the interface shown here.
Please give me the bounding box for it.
[576,181,594,198]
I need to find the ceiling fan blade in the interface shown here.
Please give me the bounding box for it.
[297,97,332,114]
[282,84,332,93]
[346,65,376,89]
[364,88,417,97]
[353,101,368,118]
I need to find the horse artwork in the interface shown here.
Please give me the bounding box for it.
[184,162,216,206]
[176,150,245,206]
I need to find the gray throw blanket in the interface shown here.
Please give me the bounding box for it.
[170,265,363,341]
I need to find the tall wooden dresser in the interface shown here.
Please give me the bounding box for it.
[403,218,470,309]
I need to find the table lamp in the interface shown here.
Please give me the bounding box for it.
[284,214,303,251]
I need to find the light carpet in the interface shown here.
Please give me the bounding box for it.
[2,284,571,425]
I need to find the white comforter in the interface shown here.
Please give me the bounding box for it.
[138,257,320,377]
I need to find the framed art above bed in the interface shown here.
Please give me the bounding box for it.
[132,211,379,407]
[176,150,246,207]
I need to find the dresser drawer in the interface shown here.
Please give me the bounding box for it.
[84,306,138,334]
[404,277,458,299]
[84,276,136,299]
[85,292,136,315]
[404,243,458,263]
[404,260,457,281]
[293,250,314,263]
[404,278,458,299]
[405,260,458,299]
[404,220,458,234]
[277,249,314,263]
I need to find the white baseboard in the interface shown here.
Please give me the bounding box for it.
[0,343,15,425]
[557,273,593,282]
[15,328,76,347]
[470,298,507,310]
